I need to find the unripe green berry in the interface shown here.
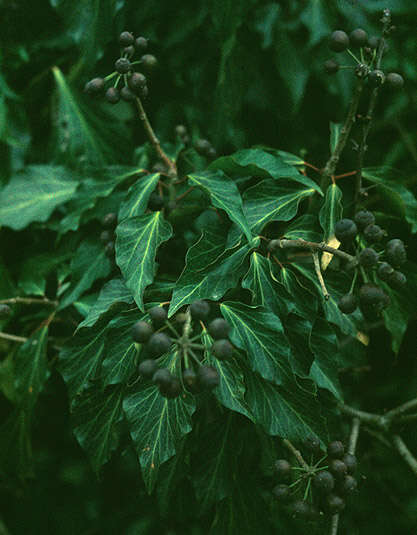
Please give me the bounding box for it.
[358,247,379,268]
[363,224,384,243]
[337,294,357,314]
[134,36,148,51]
[152,368,173,387]
[195,138,212,156]
[324,59,339,74]
[100,230,112,243]
[386,72,404,89]
[349,28,368,47]
[138,359,158,378]
[147,332,172,357]
[119,31,134,47]
[102,212,117,227]
[104,241,115,257]
[190,300,210,321]
[141,54,158,71]
[159,377,181,398]
[329,30,349,52]
[175,124,187,137]
[115,57,131,74]
[197,365,220,390]
[131,320,154,343]
[354,210,375,229]
[105,87,120,104]
[335,219,358,243]
[148,306,167,327]
[212,339,233,360]
[182,368,198,390]
[208,318,230,340]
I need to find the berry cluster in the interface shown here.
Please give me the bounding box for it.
[99,212,117,258]
[272,438,358,520]
[194,138,217,160]
[132,300,234,398]
[335,211,407,319]
[84,31,158,104]
[324,24,404,90]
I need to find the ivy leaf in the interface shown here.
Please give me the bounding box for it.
[284,214,322,242]
[188,170,253,243]
[116,213,173,311]
[300,0,332,45]
[182,227,230,273]
[319,183,343,242]
[123,383,196,493]
[284,315,314,377]
[0,165,77,230]
[0,409,34,478]
[168,242,253,317]
[278,266,318,320]
[77,278,134,330]
[14,326,49,409]
[209,148,297,178]
[243,179,320,233]
[59,241,111,310]
[220,302,291,385]
[102,321,140,386]
[245,372,327,442]
[309,318,343,400]
[72,384,124,474]
[241,252,293,317]
[118,173,161,221]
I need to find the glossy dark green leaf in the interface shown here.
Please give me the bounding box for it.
[188,170,252,242]
[284,214,322,242]
[300,0,332,45]
[319,183,343,242]
[123,381,196,492]
[284,315,314,377]
[220,302,291,385]
[72,384,124,473]
[241,252,293,317]
[59,241,112,310]
[0,165,77,230]
[102,323,138,386]
[0,409,33,478]
[278,266,318,320]
[118,173,161,221]
[77,278,134,330]
[115,213,173,311]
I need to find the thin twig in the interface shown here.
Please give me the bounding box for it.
[0,297,57,306]
[282,439,310,471]
[330,514,339,535]
[277,238,355,263]
[135,97,177,177]
[391,435,417,476]
[312,251,329,300]
[338,403,389,430]
[0,332,28,343]
[385,398,417,421]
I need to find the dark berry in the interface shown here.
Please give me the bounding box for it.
[131,320,154,343]
[175,124,187,137]
[368,36,379,49]
[128,72,147,93]
[349,28,368,47]
[289,500,311,518]
[358,247,379,268]
[377,262,394,281]
[268,239,281,253]
[386,239,406,267]
[147,332,172,357]
[354,210,375,229]
[386,72,404,89]
[119,31,134,47]
[274,459,291,482]
[197,365,220,390]
[388,271,407,289]
[139,85,148,99]
[120,86,136,102]
[105,87,120,104]
[148,192,164,211]
[141,54,158,71]
[329,30,349,52]
[0,304,11,317]
[123,45,135,57]
[212,339,233,360]
[148,306,167,328]
[324,494,345,514]
[335,219,358,243]
[337,294,357,314]
[134,36,148,51]
[329,459,348,479]
[342,453,358,474]
[303,436,321,453]
[337,475,357,495]
[152,368,173,387]
[207,147,217,159]
[195,138,212,156]
[138,359,158,378]
[84,78,105,95]
[272,484,291,503]
[182,368,198,390]
[324,59,339,74]
[363,224,384,243]
[100,230,112,243]
[159,377,181,398]
[104,241,115,257]
[368,70,385,87]
[359,284,385,306]
[208,318,230,340]
[327,441,344,458]
[115,57,131,74]
[102,212,117,227]
[190,300,210,321]
[312,471,335,494]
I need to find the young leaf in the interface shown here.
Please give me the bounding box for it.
[319,183,343,242]
[118,173,161,221]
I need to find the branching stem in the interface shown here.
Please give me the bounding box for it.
[0,297,57,306]
[277,238,355,263]
[0,332,28,343]
[282,439,310,471]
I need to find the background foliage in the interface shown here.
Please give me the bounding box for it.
[1,0,417,534]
